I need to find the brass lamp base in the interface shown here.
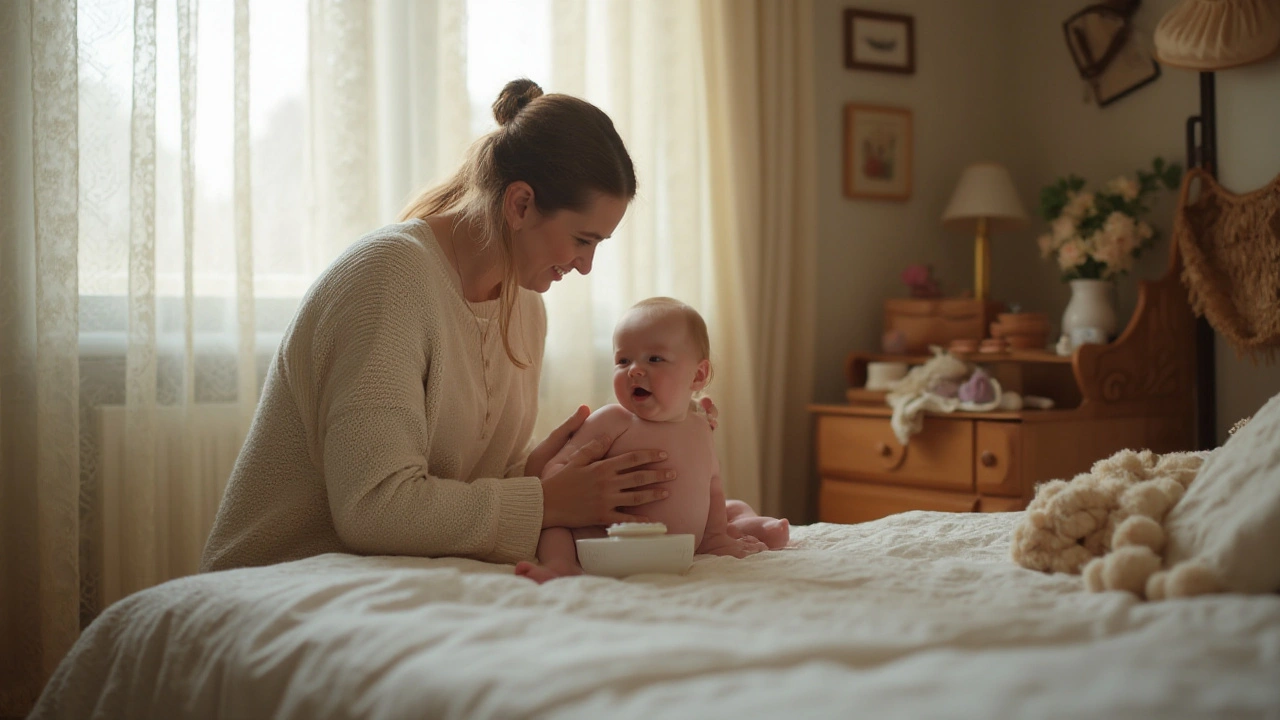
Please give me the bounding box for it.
[974,216,990,301]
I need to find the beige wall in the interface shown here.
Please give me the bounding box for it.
[812,0,1280,450]
[811,0,1012,406]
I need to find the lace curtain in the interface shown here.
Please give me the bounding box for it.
[1,0,815,712]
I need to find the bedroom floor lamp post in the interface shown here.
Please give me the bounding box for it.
[1153,0,1280,448]
[941,162,1029,302]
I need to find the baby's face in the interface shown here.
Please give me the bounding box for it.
[612,310,709,422]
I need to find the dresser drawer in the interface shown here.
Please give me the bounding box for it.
[975,421,1022,497]
[819,480,977,524]
[815,415,974,492]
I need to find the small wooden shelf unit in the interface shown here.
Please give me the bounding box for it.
[810,257,1197,524]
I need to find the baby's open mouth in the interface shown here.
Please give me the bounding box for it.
[632,388,651,399]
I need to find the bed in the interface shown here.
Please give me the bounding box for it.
[30,510,1280,719]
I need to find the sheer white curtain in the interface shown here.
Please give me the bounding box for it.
[0,0,447,710]
[700,0,817,523]
[1,0,814,712]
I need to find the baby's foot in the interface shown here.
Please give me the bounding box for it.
[756,518,790,549]
[700,533,768,558]
[729,516,790,549]
[514,560,583,584]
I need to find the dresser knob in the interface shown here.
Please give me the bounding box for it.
[876,442,892,457]
[980,451,997,467]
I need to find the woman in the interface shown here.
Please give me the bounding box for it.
[200,79,672,572]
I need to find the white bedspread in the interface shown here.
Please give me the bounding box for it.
[32,512,1280,719]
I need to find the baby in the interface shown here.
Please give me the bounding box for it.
[515,297,789,583]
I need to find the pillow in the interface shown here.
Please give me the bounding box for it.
[1155,392,1280,596]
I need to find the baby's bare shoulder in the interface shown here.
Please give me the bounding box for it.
[680,411,714,436]
[586,404,634,430]
[577,404,635,444]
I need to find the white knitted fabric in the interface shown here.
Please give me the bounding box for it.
[200,220,546,572]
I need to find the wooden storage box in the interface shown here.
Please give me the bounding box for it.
[883,298,1005,353]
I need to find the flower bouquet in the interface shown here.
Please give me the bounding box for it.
[1037,158,1183,280]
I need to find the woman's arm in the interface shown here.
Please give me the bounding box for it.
[314,237,542,564]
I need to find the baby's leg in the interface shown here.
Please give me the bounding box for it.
[725,499,758,523]
[514,527,583,583]
[725,500,790,549]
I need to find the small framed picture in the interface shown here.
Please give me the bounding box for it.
[844,9,915,74]
[844,104,912,201]
[1062,5,1161,107]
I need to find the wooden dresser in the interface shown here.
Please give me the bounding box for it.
[811,257,1197,524]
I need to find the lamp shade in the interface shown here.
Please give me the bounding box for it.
[1154,0,1280,71]
[941,162,1029,234]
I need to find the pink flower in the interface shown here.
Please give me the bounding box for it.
[901,264,940,297]
[1051,216,1076,243]
[1057,238,1087,271]
[901,264,930,286]
[1090,238,1124,275]
[1102,212,1136,244]
[1106,175,1139,200]
[1063,192,1095,221]
[1090,233,1135,277]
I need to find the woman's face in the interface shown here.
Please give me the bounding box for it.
[509,190,628,293]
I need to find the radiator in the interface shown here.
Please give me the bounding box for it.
[96,403,247,605]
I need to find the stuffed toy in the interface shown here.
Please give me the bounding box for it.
[885,348,1053,445]
[886,349,1000,445]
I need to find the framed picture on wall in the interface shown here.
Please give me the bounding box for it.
[1062,5,1161,108]
[844,9,916,74]
[844,104,912,201]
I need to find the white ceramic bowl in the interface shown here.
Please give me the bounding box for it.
[576,533,695,578]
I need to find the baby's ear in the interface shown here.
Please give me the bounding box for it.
[691,359,710,391]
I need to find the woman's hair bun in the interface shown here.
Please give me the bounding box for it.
[492,78,544,127]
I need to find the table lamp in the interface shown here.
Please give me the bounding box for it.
[941,162,1029,301]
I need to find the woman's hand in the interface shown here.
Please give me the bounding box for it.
[698,397,719,430]
[524,405,589,479]
[540,436,673,529]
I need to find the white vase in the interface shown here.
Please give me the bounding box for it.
[1062,278,1117,348]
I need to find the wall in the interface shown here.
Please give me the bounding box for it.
[811,0,1013,406]
[812,0,1280,452]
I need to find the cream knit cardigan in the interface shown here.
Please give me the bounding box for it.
[200,220,546,572]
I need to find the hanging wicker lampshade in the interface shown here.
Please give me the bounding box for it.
[1154,0,1280,70]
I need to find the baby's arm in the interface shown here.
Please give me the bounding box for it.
[695,450,767,558]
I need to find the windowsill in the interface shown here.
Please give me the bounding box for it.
[78,331,286,359]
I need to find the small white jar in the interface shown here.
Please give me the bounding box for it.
[865,361,909,391]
